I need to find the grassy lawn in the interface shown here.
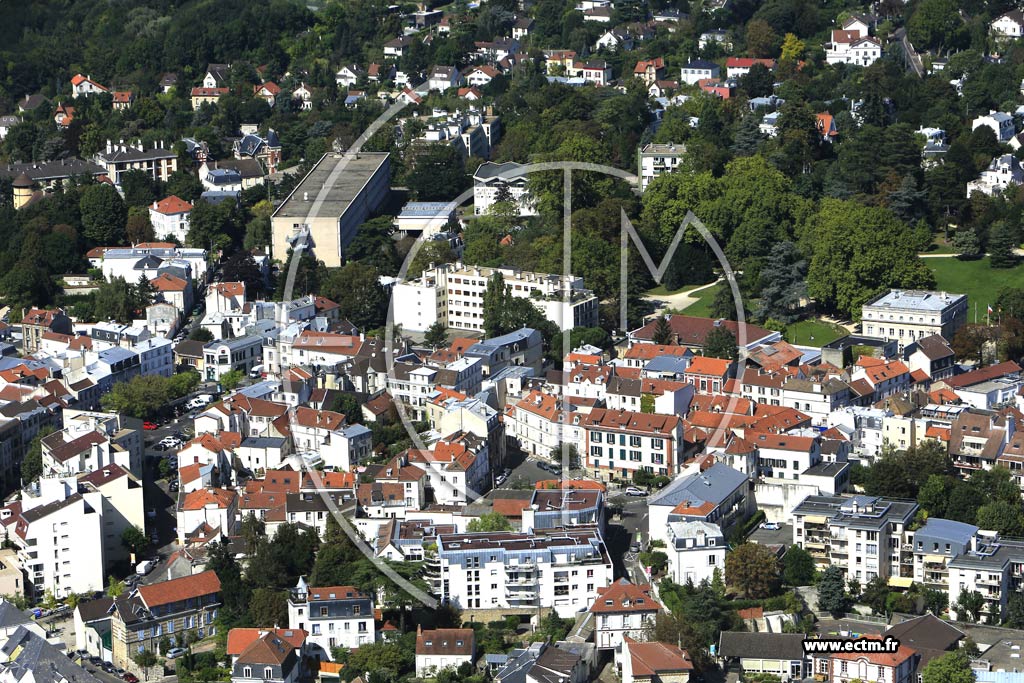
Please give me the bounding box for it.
[923,236,956,254]
[928,257,1024,313]
[785,319,848,347]
[679,283,723,317]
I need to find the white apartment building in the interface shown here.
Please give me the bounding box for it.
[392,262,599,332]
[583,408,684,480]
[664,520,726,585]
[679,60,719,85]
[435,527,613,617]
[648,463,751,545]
[910,518,978,592]
[133,337,173,377]
[861,289,968,350]
[637,143,684,192]
[287,578,374,660]
[472,161,536,216]
[203,335,265,381]
[792,494,918,581]
[6,478,105,599]
[590,579,662,651]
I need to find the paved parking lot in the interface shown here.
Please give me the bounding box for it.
[747,522,793,546]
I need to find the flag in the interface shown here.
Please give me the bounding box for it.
[988,304,994,315]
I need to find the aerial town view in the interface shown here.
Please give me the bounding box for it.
[5,1,1024,682]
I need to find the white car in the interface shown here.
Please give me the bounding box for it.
[624,486,647,496]
[760,522,781,531]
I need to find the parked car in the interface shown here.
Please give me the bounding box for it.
[123,674,139,683]
[759,522,781,531]
[494,473,508,487]
[143,421,158,430]
[168,480,179,492]
[166,647,187,659]
[624,486,647,496]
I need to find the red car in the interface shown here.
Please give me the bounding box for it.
[123,674,139,683]
[143,421,158,430]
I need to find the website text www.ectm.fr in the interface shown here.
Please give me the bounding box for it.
[802,637,901,654]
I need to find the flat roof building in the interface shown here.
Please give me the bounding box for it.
[861,289,968,351]
[271,152,390,268]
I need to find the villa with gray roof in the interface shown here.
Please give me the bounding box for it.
[861,289,968,351]
[648,463,751,545]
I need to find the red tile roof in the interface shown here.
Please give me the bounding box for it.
[138,570,220,608]
[227,628,306,655]
[152,195,193,215]
[591,578,661,614]
[625,637,693,676]
[181,488,236,511]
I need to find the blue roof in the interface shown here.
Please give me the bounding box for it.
[644,355,691,374]
[916,518,978,546]
[200,190,239,204]
[650,462,747,509]
[685,59,719,70]
[976,673,1024,683]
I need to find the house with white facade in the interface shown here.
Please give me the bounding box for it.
[968,153,1024,196]
[974,110,1016,142]
[637,142,684,192]
[590,579,661,651]
[664,520,726,586]
[149,196,192,243]
[416,627,476,678]
[992,10,1024,41]
[583,408,685,480]
[286,578,374,660]
[825,18,882,67]
[680,60,720,85]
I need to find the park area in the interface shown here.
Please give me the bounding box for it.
[928,257,1024,319]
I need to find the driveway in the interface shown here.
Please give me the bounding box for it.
[642,279,721,315]
[747,522,792,547]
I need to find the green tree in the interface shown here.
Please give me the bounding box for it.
[466,512,513,532]
[1006,591,1024,629]
[818,565,850,617]
[424,321,448,349]
[133,650,158,670]
[107,575,126,598]
[780,33,805,61]
[908,0,963,52]
[652,316,674,345]
[406,145,468,201]
[189,327,214,342]
[240,513,265,556]
[101,375,172,418]
[952,227,981,258]
[954,590,985,622]
[321,262,387,330]
[219,370,245,391]
[703,327,738,361]
[976,500,1024,536]
[921,649,975,683]
[122,526,149,559]
[745,19,779,57]
[121,170,159,207]
[20,425,53,485]
[80,183,128,246]
[248,588,288,627]
[756,242,806,323]
[782,545,815,586]
[989,221,1018,269]
[805,200,935,318]
[725,543,780,598]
